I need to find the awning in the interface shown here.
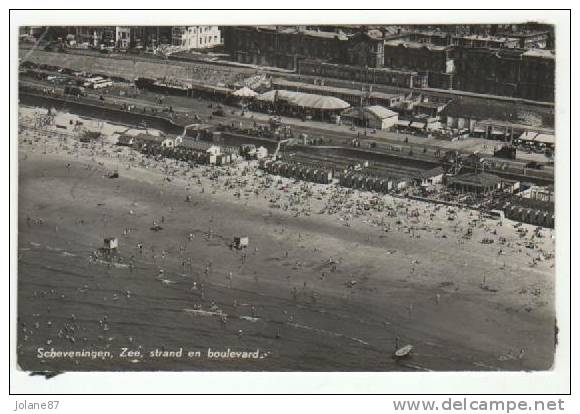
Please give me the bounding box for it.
[473,127,486,133]
[256,90,296,103]
[290,93,350,110]
[410,122,425,129]
[256,90,350,110]
[396,120,411,127]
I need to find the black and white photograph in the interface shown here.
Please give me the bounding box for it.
[9,9,571,397]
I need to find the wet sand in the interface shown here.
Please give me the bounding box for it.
[17,109,556,372]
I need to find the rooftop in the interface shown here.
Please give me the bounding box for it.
[343,105,398,120]
[311,59,419,76]
[441,98,554,127]
[257,89,351,110]
[458,34,518,42]
[133,134,169,144]
[255,26,351,40]
[449,172,501,187]
[518,131,555,144]
[271,78,403,100]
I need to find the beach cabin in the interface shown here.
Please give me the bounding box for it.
[233,236,249,249]
[103,237,118,251]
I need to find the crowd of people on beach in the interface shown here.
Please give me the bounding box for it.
[19,107,555,276]
[17,107,555,368]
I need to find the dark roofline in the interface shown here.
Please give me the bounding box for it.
[448,172,501,187]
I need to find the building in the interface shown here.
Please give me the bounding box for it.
[442,97,555,138]
[514,131,555,151]
[256,146,268,160]
[222,25,554,102]
[254,89,350,121]
[382,28,554,101]
[383,40,455,89]
[497,29,552,49]
[222,26,385,70]
[517,49,556,102]
[115,27,131,49]
[453,47,555,102]
[504,205,554,228]
[406,29,540,49]
[447,172,501,194]
[132,133,176,149]
[19,26,46,39]
[340,172,411,192]
[261,160,334,184]
[414,166,445,186]
[183,123,215,140]
[130,26,173,49]
[341,105,399,130]
[103,237,119,250]
[75,26,113,47]
[299,60,427,89]
[517,184,554,203]
[503,190,555,228]
[75,26,131,49]
[116,134,135,146]
[270,78,405,108]
[451,34,518,49]
[171,26,222,50]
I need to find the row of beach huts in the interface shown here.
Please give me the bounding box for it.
[115,132,554,228]
[118,133,237,166]
[339,172,411,193]
[259,159,334,184]
[503,204,555,228]
[258,158,415,192]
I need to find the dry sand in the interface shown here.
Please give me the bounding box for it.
[16,108,556,372]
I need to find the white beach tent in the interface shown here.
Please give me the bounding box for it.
[233,86,258,98]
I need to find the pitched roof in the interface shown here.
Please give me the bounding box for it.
[257,90,350,110]
[366,105,398,119]
[441,97,554,127]
[417,166,445,179]
[343,105,397,120]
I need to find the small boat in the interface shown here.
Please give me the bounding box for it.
[394,344,414,359]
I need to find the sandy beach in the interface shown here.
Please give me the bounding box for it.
[17,107,556,372]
